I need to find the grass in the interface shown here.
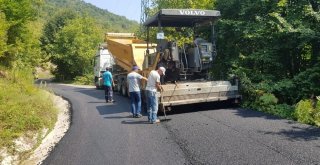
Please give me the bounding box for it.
[0,68,57,156]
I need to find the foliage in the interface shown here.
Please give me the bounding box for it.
[253,93,275,112]
[1,0,139,70]
[38,0,140,81]
[214,0,319,79]
[42,0,139,32]
[272,104,295,120]
[258,93,278,107]
[295,99,320,126]
[0,67,57,149]
[151,0,215,10]
[272,79,296,104]
[0,11,8,57]
[49,16,103,80]
[40,10,77,57]
[0,0,42,68]
[292,64,320,100]
[73,74,94,85]
[212,0,320,120]
[314,109,320,127]
[253,93,295,119]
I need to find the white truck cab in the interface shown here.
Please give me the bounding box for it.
[94,44,114,89]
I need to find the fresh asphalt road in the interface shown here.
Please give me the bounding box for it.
[43,84,320,165]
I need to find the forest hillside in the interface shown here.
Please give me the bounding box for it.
[41,0,139,32]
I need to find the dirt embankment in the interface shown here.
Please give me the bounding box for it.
[1,92,70,165]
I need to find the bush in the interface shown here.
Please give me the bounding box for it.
[73,73,94,85]
[0,68,57,148]
[244,93,294,119]
[293,65,320,102]
[270,104,295,120]
[295,99,320,126]
[252,93,277,112]
[314,110,320,127]
[258,93,278,106]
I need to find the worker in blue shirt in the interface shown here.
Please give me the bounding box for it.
[102,67,115,103]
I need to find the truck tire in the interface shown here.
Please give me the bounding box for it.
[94,76,100,89]
[121,84,128,96]
[96,84,103,90]
[116,83,121,92]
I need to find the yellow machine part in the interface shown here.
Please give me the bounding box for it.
[105,33,156,73]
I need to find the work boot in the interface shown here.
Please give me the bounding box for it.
[152,119,160,124]
[135,114,142,118]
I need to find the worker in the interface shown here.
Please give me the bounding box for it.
[102,67,115,103]
[127,65,148,118]
[146,66,166,124]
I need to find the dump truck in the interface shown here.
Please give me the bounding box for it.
[104,33,157,95]
[103,9,241,111]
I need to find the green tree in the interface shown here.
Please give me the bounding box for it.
[50,16,103,80]
[0,0,43,68]
[40,10,77,57]
[213,0,319,104]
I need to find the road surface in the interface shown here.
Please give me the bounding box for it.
[43,83,320,165]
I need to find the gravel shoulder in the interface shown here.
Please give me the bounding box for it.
[25,84,94,164]
[22,93,71,165]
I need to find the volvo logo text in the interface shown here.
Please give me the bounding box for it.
[179,10,206,15]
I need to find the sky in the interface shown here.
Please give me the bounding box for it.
[83,0,141,22]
